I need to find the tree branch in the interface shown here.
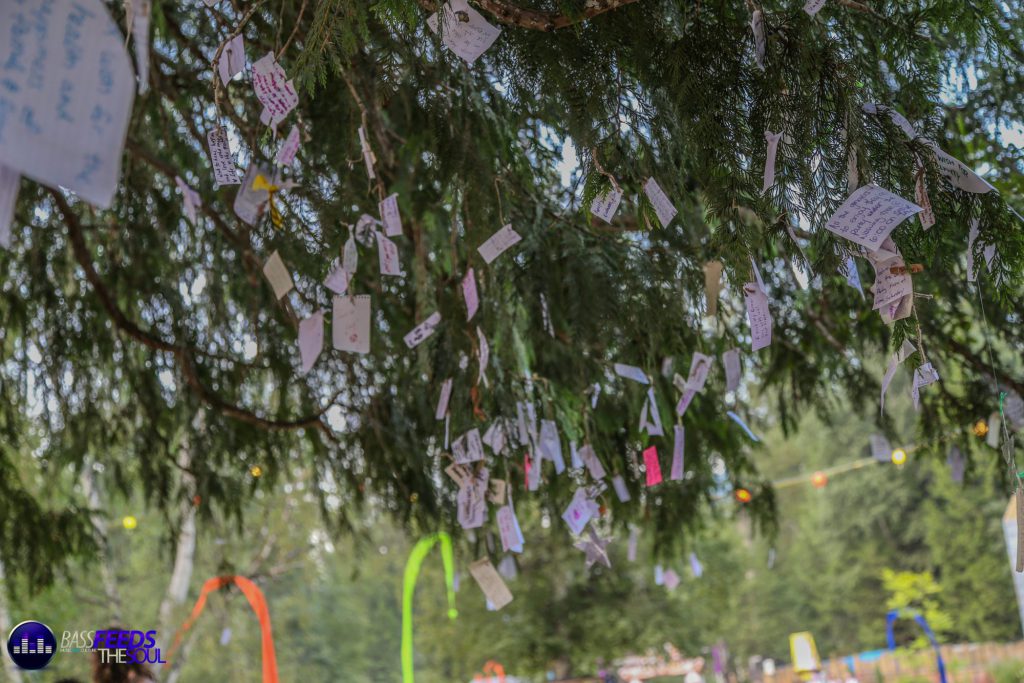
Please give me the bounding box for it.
[418,0,644,32]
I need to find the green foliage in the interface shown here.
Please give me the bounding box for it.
[881,569,954,648]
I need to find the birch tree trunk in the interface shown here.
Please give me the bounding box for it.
[81,465,122,623]
[0,559,24,683]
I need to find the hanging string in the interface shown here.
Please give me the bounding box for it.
[974,282,1017,481]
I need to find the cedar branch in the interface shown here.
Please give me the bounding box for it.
[417,0,644,32]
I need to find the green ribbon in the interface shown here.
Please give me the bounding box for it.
[402,532,458,683]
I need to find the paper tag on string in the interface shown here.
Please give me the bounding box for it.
[643,446,662,487]
[0,167,18,249]
[130,0,151,94]
[871,258,913,312]
[562,487,599,535]
[927,142,995,194]
[477,224,522,264]
[591,187,623,224]
[332,294,371,354]
[750,10,766,70]
[252,52,298,127]
[324,262,349,295]
[298,311,324,374]
[684,353,713,392]
[462,268,480,321]
[727,411,761,442]
[704,261,723,317]
[826,184,923,251]
[570,441,582,469]
[404,312,441,349]
[723,349,741,393]
[803,0,826,15]
[880,339,916,414]
[744,283,773,351]
[468,558,513,610]
[477,327,490,386]
[233,165,269,225]
[539,420,566,474]
[844,256,865,299]
[911,362,940,411]
[445,463,472,486]
[675,388,697,417]
[262,251,294,300]
[862,103,919,140]
[218,33,246,86]
[435,378,453,420]
[488,478,507,505]
[208,127,240,186]
[452,428,485,465]
[750,257,767,293]
[627,528,639,562]
[639,388,665,437]
[457,468,488,530]
[643,178,677,227]
[614,363,649,384]
[578,444,606,480]
[763,131,783,194]
[497,504,524,553]
[343,233,359,276]
[277,125,301,166]
[357,126,376,180]
[376,231,402,276]
[426,0,502,65]
[671,425,685,481]
[483,419,508,455]
[611,474,631,502]
[915,173,936,230]
[175,176,202,225]
[379,193,402,237]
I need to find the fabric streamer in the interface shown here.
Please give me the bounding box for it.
[885,609,947,683]
[402,532,458,683]
[164,575,278,683]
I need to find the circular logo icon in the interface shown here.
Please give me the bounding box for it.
[7,621,57,670]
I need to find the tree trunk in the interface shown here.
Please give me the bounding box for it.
[0,559,24,683]
[81,466,122,623]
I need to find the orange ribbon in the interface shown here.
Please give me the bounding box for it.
[164,575,279,683]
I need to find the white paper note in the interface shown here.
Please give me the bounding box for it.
[911,362,940,411]
[376,231,402,276]
[927,142,994,194]
[562,487,599,535]
[379,193,402,237]
[591,187,623,224]
[332,294,371,354]
[684,353,714,392]
[880,339,916,414]
[763,131,783,194]
[208,126,240,186]
[704,261,724,317]
[262,251,294,300]
[477,326,489,385]
[0,0,135,208]
[825,184,923,251]
[477,224,522,264]
[175,176,201,225]
[675,387,697,417]
[614,363,649,384]
[539,420,565,474]
[497,505,524,553]
[862,103,919,140]
[435,378,453,421]
[462,268,479,321]
[803,0,827,15]
[233,164,268,225]
[723,348,741,393]
[578,444,606,480]
[403,311,441,349]
[452,428,485,464]
[343,233,359,276]
[252,52,298,127]
[611,474,631,502]
[483,419,508,455]
[844,256,865,299]
[751,10,766,70]
[324,261,349,295]
[744,283,773,351]
[871,259,912,312]
[217,33,246,86]
[671,425,685,481]
[639,387,664,437]
[0,166,18,248]
[277,125,300,166]
[915,173,935,230]
[457,471,488,530]
[727,410,761,442]
[298,311,324,374]
[468,558,513,610]
[426,0,502,66]
[643,178,677,228]
[131,0,151,94]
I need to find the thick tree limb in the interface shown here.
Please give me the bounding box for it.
[417,0,644,31]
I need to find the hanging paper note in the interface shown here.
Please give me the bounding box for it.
[689,552,703,578]
[445,463,472,486]
[727,411,761,442]
[298,311,324,374]
[911,362,940,411]
[426,0,502,66]
[130,0,152,94]
[862,103,919,140]
[376,231,402,276]
[0,0,135,208]
[379,193,402,237]
[643,446,662,487]
[457,470,488,530]
[217,33,246,86]
[462,268,479,321]
[277,126,301,166]
[751,10,766,70]
[0,167,17,249]
[468,557,513,609]
[947,445,965,484]
[627,527,639,562]
[744,283,773,351]
[332,295,371,354]
[663,569,681,591]
[488,478,507,505]
[675,387,697,417]
[825,184,923,251]
[763,131,783,194]
[357,126,376,180]
[704,261,724,316]
[915,173,936,230]
[723,349,741,393]
[435,378,453,420]
[927,142,995,194]
[234,165,269,226]
[175,177,201,225]
[483,420,507,455]
[452,428,485,465]
[654,565,665,585]
[643,178,677,228]
[208,127,240,186]
[844,256,865,299]
[540,294,555,337]
[539,420,566,474]
[497,505,524,553]
[343,233,359,277]
[870,434,892,462]
[262,251,294,300]
[871,258,912,312]
[324,261,349,295]
[570,441,582,469]
[477,326,490,385]
[578,444,606,480]
[591,187,623,224]
[611,474,631,502]
[880,339,916,413]
[477,224,522,264]
[404,312,441,349]
[684,353,713,392]
[803,0,826,15]
[562,488,598,536]
[639,387,665,437]
[671,425,685,481]
[614,363,649,384]
[252,52,298,127]
[848,147,859,193]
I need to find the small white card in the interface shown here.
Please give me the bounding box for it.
[723,348,741,393]
[578,444,606,480]
[208,126,240,186]
[497,505,524,553]
[332,295,371,354]
[614,363,649,384]
[379,193,402,237]
[763,131,783,194]
[751,9,766,70]
[643,178,677,227]
[562,488,598,536]
[218,33,246,86]
[477,326,490,385]
[262,251,294,300]
[803,0,827,16]
[462,268,480,321]
[252,52,298,127]
[684,353,713,392]
[376,231,402,276]
[404,312,441,348]
[611,474,631,502]
[277,125,301,166]
[298,311,324,374]
[671,425,685,480]
[452,428,485,464]
[426,0,502,65]
[744,283,773,351]
[539,420,565,474]
[468,558,513,610]
[435,378,453,420]
[477,224,522,264]
[825,184,922,251]
[175,176,201,225]
[324,261,349,295]
[915,174,935,230]
[591,187,623,224]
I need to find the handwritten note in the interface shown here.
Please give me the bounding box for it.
[614,363,649,384]
[671,425,685,480]
[343,234,359,276]
[871,258,912,312]
[217,33,246,86]
[0,166,17,248]
[324,261,349,295]
[435,378,453,420]
[404,311,441,349]
[462,268,479,321]
[803,0,827,15]
[379,193,402,237]
[826,184,923,251]
[723,348,741,393]
[488,478,507,505]
[452,427,485,464]
[751,10,766,70]
[578,444,606,480]
[497,505,524,553]
[477,224,522,264]
[763,131,783,194]
[927,142,994,194]
[643,178,677,227]
[643,446,662,487]
[562,487,598,535]
[376,231,402,276]
[277,125,300,166]
[684,353,713,392]
[130,0,151,94]
[457,470,488,530]
[915,173,935,230]
[332,294,371,354]
[0,0,135,208]
[675,387,697,417]
[591,187,623,224]
[704,260,723,317]
[175,176,201,225]
[262,251,293,300]
[252,52,298,127]
[426,0,502,66]
[208,126,239,186]
[298,311,324,374]
[744,283,772,351]
[468,558,513,610]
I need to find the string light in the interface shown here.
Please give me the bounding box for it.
[974,419,989,437]
[249,465,263,478]
[735,488,753,503]
[891,448,907,466]
[122,515,138,530]
[811,471,829,489]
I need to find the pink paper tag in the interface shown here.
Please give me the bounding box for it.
[643,446,662,487]
[462,268,479,321]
